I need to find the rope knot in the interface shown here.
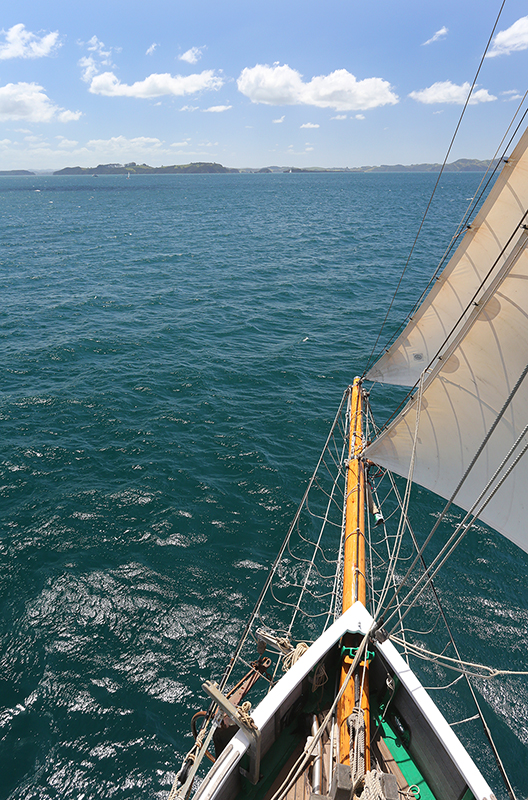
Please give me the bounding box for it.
[238,700,257,730]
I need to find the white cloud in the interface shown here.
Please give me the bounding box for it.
[58,110,83,122]
[237,63,398,110]
[0,23,60,60]
[502,89,523,101]
[409,81,496,105]
[0,133,220,170]
[181,105,199,112]
[422,26,448,46]
[146,43,158,56]
[56,136,78,147]
[0,82,82,122]
[286,143,315,156]
[273,115,285,123]
[87,134,162,150]
[89,70,223,98]
[86,35,112,57]
[179,46,204,64]
[203,104,232,112]
[79,36,116,83]
[331,114,347,120]
[79,57,99,83]
[300,122,319,128]
[488,15,528,57]
[355,114,365,119]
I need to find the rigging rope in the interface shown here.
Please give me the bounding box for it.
[214,388,350,699]
[266,631,371,800]
[374,371,425,618]
[377,362,528,633]
[364,395,520,800]
[373,210,528,435]
[383,95,528,354]
[362,0,508,377]
[384,425,528,634]
[389,636,528,680]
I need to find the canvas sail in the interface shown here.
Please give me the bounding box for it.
[366,127,528,388]
[364,131,528,555]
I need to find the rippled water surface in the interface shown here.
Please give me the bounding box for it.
[1,173,526,799]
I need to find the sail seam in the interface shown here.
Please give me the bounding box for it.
[413,226,528,389]
[384,422,528,634]
[372,211,528,431]
[362,0,508,378]
[367,99,528,372]
[396,99,528,334]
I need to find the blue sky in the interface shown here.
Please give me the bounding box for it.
[1,0,528,170]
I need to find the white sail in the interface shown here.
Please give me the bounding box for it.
[364,227,528,554]
[366,127,528,387]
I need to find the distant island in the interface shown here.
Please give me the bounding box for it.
[0,158,500,177]
[287,158,500,174]
[52,158,498,175]
[53,162,239,175]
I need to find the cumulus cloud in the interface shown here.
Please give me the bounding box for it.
[273,115,285,123]
[300,122,319,128]
[0,82,82,122]
[179,46,204,64]
[89,70,223,98]
[87,134,162,150]
[331,114,347,120]
[0,23,60,60]
[422,26,448,46]
[237,63,398,110]
[79,56,99,82]
[79,35,116,83]
[0,133,222,170]
[488,16,528,57]
[55,136,78,147]
[58,109,83,122]
[286,143,314,156]
[409,81,496,105]
[146,43,158,56]
[203,104,231,112]
[86,35,114,59]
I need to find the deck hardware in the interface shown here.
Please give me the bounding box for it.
[203,681,262,785]
[340,645,375,664]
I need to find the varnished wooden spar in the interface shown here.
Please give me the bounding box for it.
[337,378,370,770]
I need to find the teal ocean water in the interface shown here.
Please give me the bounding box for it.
[1,173,527,799]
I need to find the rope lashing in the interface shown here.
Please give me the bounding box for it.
[348,706,365,783]
[238,701,257,730]
[282,642,308,672]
